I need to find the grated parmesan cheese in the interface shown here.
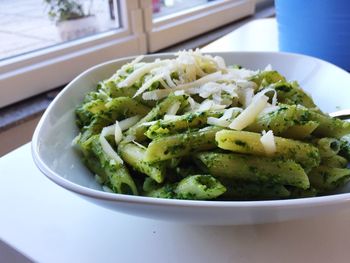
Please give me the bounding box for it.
[100,51,285,160]
[124,134,136,143]
[229,95,269,130]
[221,107,242,120]
[114,121,122,144]
[257,87,278,106]
[99,127,123,164]
[119,115,141,131]
[133,74,163,98]
[207,107,243,127]
[100,124,115,136]
[163,115,182,121]
[237,87,254,108]
[98,116,140,163]
[140,120,158,127]
[114,55,145,77]
[132,140,147,150]
[187,96,199,111]
[166,101,181,115]
[207,117,230,127]
[119,60,169,88]
[198,99,227,112]
[198,100,214,112]
[264,64,273,71]
[260,130,276,156]
[142,71,222,100]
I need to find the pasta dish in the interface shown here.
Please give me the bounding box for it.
[73,50,350,200]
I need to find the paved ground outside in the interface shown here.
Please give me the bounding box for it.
[0,0,57,60]
[0,0,209,61]
[0,0,116,60]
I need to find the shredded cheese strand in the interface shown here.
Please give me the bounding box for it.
[119,60,169,88]
[260,130,276,156]
[99,116,140,163]
[119,115,141,130]
[133,74,163,98]
[114,121,122,144]
[229,95,269,130]
[142,71,222,100]
[207,117,230,127]
[99,128,123,164]
[166,101,181,115]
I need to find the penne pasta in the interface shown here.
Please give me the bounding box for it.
[215,129,320,171]
[195,152,309,189]
[118,142,166,183]
[73,50,350,200]
[145,126,221,162]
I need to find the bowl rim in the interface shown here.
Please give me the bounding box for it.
[32,51,350,209]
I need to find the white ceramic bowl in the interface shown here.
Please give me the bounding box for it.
[32,52,350,225]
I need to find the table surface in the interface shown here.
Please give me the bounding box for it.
[202,18,278,52]
[2,18,350,263]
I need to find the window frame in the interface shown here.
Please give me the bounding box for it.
[0,0,146,108]
[0,0,259,108]
[142,0,255,52]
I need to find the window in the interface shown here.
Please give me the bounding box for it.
[0,0,257,108]
[0,0,122,61]
[0,0,145,107]
[143,0,255,52]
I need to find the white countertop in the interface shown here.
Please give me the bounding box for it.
[2,19,350,263]
[2,143,350,262]
[202,18,278,52]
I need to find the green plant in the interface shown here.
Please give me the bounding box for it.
[44,0,92,23]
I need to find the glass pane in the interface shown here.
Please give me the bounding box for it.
[152,0,218,19]
[0,0,120,61]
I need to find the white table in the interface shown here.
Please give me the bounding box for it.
[2,19,350,263]
[202,18,278,52]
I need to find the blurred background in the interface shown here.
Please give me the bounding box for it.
[0,0,273,155]
[0,0,271,61]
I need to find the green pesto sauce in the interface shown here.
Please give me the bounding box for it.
[275,84,292,92]
[164,143,185,155]
[321,171,331,183]
[234,140,248,147]
[307,150,319,161]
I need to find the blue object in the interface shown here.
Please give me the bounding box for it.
[275,0,350,70]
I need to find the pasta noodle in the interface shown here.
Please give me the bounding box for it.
[73,50,350,200]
